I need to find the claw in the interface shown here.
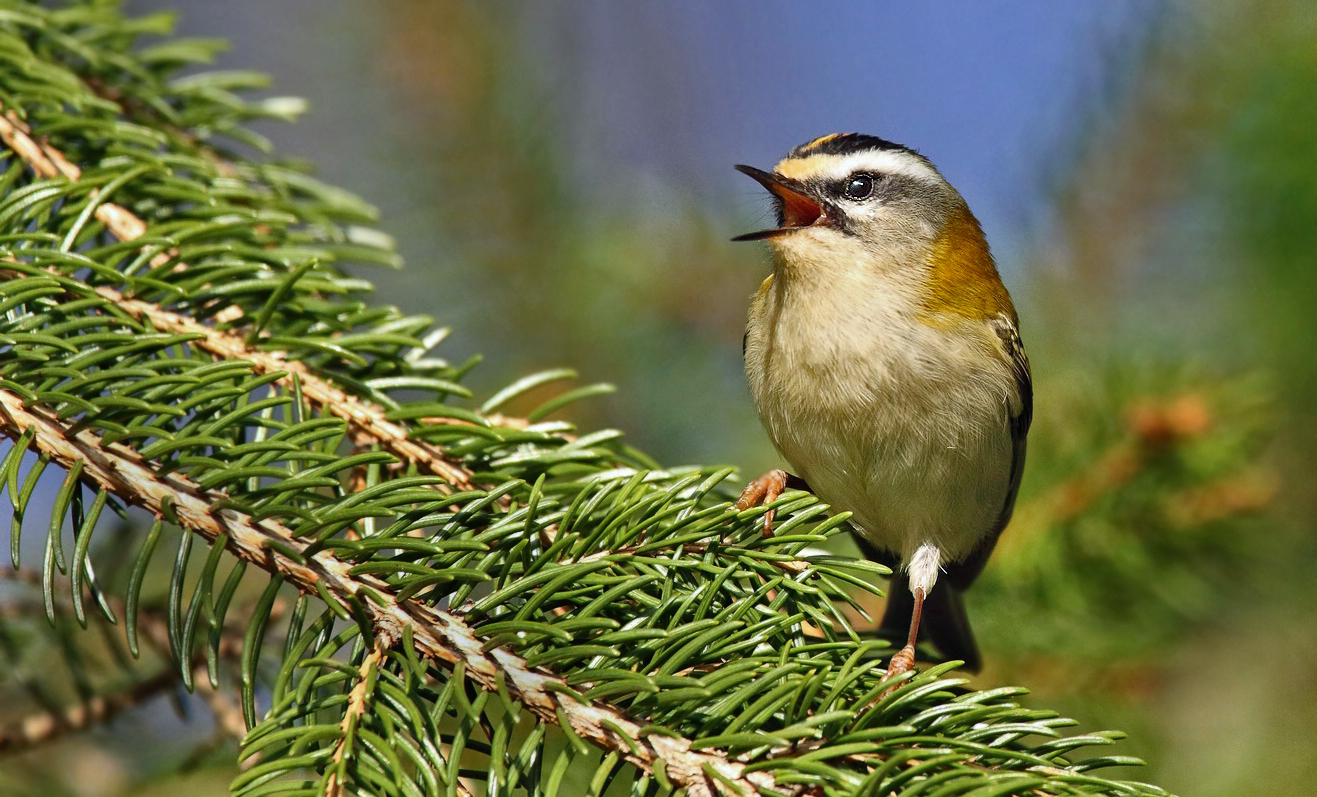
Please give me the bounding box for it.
[884,645,916,680]
[874,643,918,700]
[736,469,789,537]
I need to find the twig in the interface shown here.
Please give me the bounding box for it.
[0,564,277,755]
[195,677,251,747]
[0,668,182,753]
[323,641,386,797]
[1002,393,1222,554]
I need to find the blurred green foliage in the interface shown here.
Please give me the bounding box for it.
[975,4,1315,795]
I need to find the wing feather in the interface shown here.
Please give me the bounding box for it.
[947,313,1032,590]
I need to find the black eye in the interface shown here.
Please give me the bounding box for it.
[842,174,875,201]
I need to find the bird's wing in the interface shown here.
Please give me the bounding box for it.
[947,312,1032,590]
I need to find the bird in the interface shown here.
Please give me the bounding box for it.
[731,133,1031,676]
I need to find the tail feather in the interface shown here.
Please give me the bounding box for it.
[879,573,981,673]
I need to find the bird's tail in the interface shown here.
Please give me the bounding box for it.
[879,573,981,673]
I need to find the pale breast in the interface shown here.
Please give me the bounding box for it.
[745,277,1016,562]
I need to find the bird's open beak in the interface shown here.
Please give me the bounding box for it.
[732,164,826,241]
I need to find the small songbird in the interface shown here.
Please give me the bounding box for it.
[732,133,1031,676]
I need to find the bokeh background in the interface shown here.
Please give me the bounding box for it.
[7,1,1317,794]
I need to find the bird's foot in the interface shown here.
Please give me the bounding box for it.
[871,644,918,700]
[884,644,917,681]
[735,469,790,537]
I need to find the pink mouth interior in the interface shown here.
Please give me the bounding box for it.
[777,188,823,228]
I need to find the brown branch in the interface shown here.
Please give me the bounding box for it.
[1001,393,1228,555]
[194,679,257,768]
[0,565,278,755]
[0,390,782,797]
[0,660,252,757]
[0,668,182,753]
[0,258,478,492]
[1165,471,1276,527]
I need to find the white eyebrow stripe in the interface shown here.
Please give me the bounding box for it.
[775,149,941,185]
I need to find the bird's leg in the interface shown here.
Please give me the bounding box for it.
[885,586,926,680]
[735,469,790,537]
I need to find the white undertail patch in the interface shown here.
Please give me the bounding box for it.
[906,542,943,596]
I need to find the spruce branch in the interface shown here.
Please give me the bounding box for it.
[324,641,386,797]
[0,390,781,796]
[91,281,475,491]
[0,557,282,758]
[1004,391,1269,551]
[0,110,146,235]
[0,103,475,492]
[0,662,248,756]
